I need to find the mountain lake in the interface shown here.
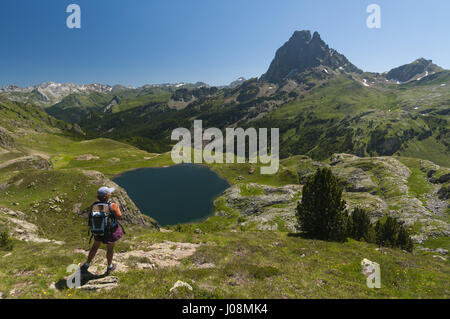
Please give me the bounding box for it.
[113,164,230,226]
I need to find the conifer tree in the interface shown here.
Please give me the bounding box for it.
[349,207,375,243]
[375,216,413,252]
[296,168,348,242]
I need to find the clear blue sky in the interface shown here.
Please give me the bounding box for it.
[1,0,449,87]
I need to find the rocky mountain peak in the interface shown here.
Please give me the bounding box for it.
[260,30,361,83]
[386,58,443,83]
[228,77,247,88]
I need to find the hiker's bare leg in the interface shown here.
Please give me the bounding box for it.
[106,243,115,266]
[86,240,102,264]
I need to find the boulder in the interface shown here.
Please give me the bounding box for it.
[437,186,449,200]
[79,276,119,291]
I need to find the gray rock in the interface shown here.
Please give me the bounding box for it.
[437,186,449,200]
[224,184,300,216]
[220,183,300,232]
[438,173,450,184]
[79,276,119,291]
[337,168,377,193]
[416,247,448,255]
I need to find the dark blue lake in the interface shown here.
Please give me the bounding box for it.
[113,164,230,226]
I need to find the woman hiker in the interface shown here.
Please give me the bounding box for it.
[80,186,124,275]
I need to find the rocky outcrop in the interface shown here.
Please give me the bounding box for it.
[0,207,64,245]
[224,183,300,216]
[330,155,449,243]
[436,173,450,184]
[79,276,119,291]
[76,154,100,161]
[219,154,450,242]
[218,183,301,232]
[80,170,159,229]
[335,167,377,193]
[437,186,449,200]
[73,240,199,272]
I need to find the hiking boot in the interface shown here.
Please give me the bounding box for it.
[79,263,90,275]
[105,264,117,275]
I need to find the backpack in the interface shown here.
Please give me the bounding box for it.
[88,202,118,242]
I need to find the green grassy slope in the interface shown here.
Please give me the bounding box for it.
[1,231,448,299]
[249,74,449,165]
[46,87,172,123]
[53,72,449,166]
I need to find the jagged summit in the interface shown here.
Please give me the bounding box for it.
[228,77,246,88]
[260,30,362,83]
[386,58,443,83]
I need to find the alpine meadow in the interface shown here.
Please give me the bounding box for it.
[0,1,449,301]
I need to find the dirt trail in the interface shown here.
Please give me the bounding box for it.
[0,156,33,169]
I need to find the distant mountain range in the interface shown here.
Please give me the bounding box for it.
[0,80,245,107]
[1,30,449,165]
[0,82,114,106]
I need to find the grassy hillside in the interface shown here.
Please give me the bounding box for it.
[46,87,172,123]
[1,230,448,299]
[250,74,449,165]
[49,72,449,167]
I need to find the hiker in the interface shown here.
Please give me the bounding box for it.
[80,186,124,275]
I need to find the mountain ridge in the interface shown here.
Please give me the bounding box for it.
[1,31,448,166]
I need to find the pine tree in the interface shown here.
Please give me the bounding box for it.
[397,224,414,252]
[376,216,399,248]
[375,216,413,252]
[349,207,375,243]
[296,168,348,242]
